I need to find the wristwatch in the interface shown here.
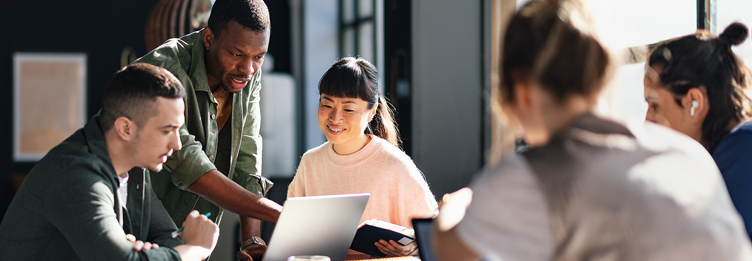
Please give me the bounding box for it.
[240,236,266,250]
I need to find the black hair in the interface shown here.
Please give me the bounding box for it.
[500,0,612,105]
[648,22,752,152]
[100,63,185,132]
[207,0,270,38]
[319,57,401,148]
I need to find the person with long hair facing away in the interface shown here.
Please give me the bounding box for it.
[644,22,752,238]
[431,0,752,260]
[287,57,438,259]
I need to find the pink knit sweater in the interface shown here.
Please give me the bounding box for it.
[288,135,438,228]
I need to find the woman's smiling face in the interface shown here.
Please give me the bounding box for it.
[318,94,376,155]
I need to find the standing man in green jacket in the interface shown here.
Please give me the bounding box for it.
[0,63,219,261]
[134,0,282,260]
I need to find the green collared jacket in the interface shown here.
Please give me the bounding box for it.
[0,116,182,260]
[135,29,272,226]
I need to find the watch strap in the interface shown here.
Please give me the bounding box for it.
[240,236,266,250]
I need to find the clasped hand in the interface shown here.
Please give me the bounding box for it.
[126,234,159,251]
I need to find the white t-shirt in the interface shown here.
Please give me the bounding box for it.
[117,173,129,209]
[457,154,551,261]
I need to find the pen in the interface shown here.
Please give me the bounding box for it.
[171,212,211,238]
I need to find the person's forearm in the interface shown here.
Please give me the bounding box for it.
[240,215,261,242]
[432,203,480,261]
[432,187,480,261]
[238,212,267,261]
[187,170,281,222]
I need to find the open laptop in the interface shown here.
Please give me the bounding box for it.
[412,218,437,261]
[262,193,370,261]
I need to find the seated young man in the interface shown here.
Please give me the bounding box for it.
[0,63,219,261]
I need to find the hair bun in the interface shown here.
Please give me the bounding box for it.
[721,22,749,46]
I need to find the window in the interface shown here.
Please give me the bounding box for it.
[514,0,697,120]
[591,0,696,119]
[340,0,376,61]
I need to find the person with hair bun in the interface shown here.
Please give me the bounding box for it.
[287,57,438,258]
[432,0,752,260]
[645,22,752,238]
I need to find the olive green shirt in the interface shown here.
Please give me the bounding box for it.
[0,116,182,260]
[135,29,272,225]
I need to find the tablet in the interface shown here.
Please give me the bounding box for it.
[411,218,437,261]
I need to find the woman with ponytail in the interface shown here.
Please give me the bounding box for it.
[644,22,752,238]
[287,57,438,258]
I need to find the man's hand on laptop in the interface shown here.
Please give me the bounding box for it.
[238,244,266,261]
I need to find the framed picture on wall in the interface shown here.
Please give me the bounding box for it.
[13,53,87,162]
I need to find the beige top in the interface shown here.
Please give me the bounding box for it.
[288,135,438,227]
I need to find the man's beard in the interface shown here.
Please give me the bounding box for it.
[219,83,232,92]
[221,82,247,93]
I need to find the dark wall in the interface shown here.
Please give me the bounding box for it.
[1,1,159,174]
[384,0,412,155]
[411,0,485,197]
[0,0,158,221]
[0,0,158,222]
[266,0,292,74]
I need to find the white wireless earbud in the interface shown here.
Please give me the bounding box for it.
[690,100,699,116]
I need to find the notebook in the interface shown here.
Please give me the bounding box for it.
[411,218,437,261]
[262,193,371,261]
[350,219,415,256]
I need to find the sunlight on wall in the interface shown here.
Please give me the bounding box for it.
[592,0,695,121]
[590,0,696,50]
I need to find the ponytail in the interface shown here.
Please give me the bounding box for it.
[366,96,401,148]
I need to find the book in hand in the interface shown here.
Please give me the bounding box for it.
[349,219,415,257]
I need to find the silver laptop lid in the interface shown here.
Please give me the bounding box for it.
[262,193,370,261]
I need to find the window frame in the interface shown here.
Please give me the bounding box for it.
[338,0,377,60]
